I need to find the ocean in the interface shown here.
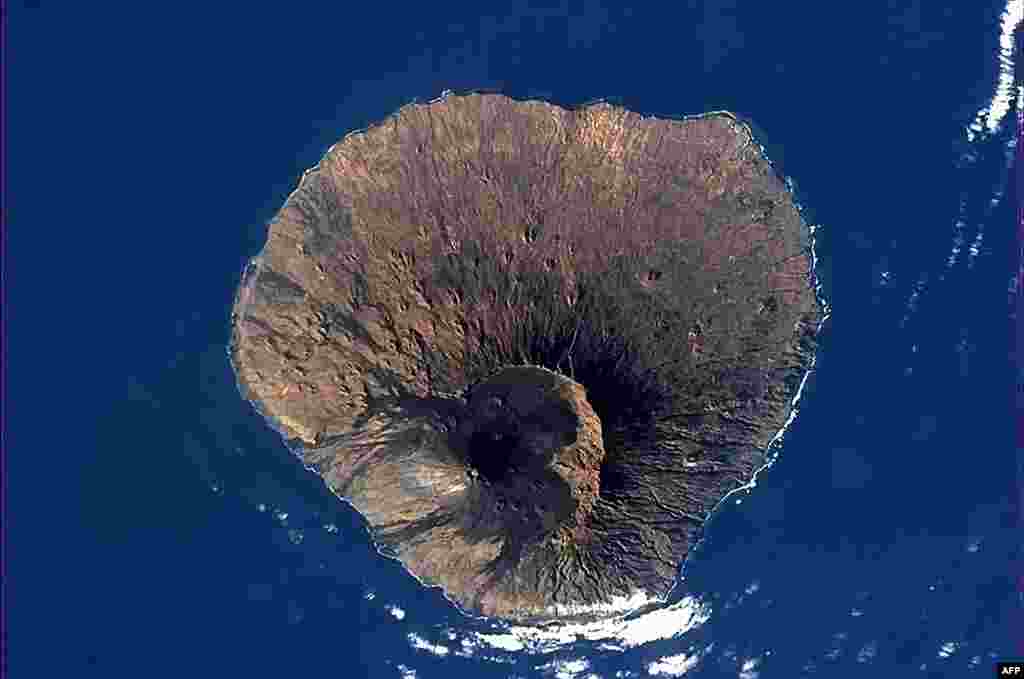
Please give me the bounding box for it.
[8,1,1021,677]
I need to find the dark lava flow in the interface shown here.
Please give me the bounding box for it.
[230,93,824,622]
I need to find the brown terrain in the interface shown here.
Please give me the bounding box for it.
[229,93,823,622]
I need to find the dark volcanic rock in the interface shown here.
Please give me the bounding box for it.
[230,93,823,622]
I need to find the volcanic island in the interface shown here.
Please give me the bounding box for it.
[230,93,823,623]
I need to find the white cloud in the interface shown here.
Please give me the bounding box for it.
[536,657,591,679]
[407,632,450,657]
[647,652,700,676]
[738,657,761,679]
[458,593,710,656]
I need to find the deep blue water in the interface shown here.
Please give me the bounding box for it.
[9,2,1021,677]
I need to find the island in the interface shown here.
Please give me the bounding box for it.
[230,92,823,623]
